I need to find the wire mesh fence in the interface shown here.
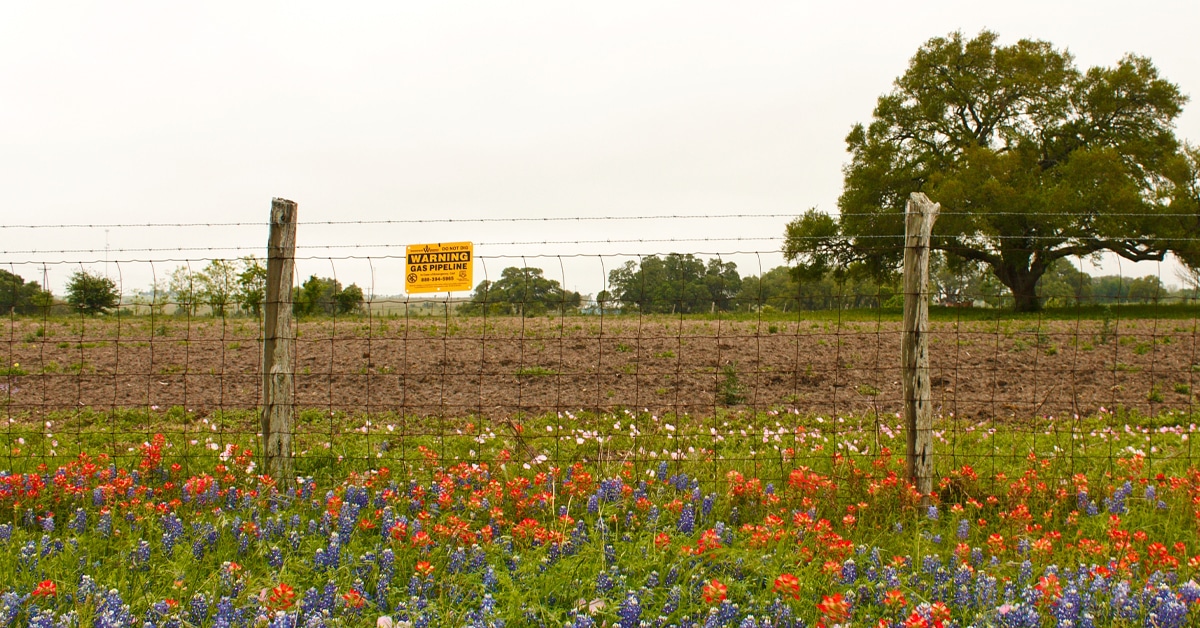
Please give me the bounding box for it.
[2,215,1198,495]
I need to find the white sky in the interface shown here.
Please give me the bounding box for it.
[3,1,1198,298]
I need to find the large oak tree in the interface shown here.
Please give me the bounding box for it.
[785,31,1196,311]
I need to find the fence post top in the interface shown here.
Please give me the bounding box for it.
[906,192,940,214]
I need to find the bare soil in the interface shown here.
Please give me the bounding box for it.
[3,315,1199,422]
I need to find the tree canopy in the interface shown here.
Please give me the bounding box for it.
[604,254,741,314]
[735,266,894,311]
[460,267,580,316]
[66,270,119,315]
[0,270,53,315]
[293,275,365,316]
[785,30,1196,311]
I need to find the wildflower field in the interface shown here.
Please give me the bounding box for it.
[1,407,1199,627]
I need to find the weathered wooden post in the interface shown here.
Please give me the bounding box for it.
[262,198,297,482]
[902,192,939,503]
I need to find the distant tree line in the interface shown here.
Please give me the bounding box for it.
[460,267,581,316]
[2,254,1192,319]
[164,260,363,317]
[1,258,363,318]
[0,269,54,315]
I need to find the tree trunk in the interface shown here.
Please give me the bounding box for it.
[1011,281,1041,312]
[993,264,1046,313]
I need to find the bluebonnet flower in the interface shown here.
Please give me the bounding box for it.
[483,566,499,592]
[0,591,26,626]
[1178,579,1200,605]
[656,461,668,482]
[921,555,941,575]
[26,610,57,628]
[957,519,970,540]
[94,588,136,628]
[596,570,615,594]
[162,512,184,557]
[702,494,715,518]
[268,546,284,569]
[841,559,857,584]
[975,573,998,609]
[599,477,624,502]
[1110,580,1139,620]
[188,593,209,625]
[133,537,152,566]
[567,612,596,628]
[69,508,87,534]
[678,503,695,535]
[926,505,938,520]
[1143,583,1188,628]
[19,540,38,572]
[98,510,113,537]
[994,602,1040,627]
[617,592,641,628]
[268,610,299,628]
[882,565,900,588]
[1053,581,1082,625]
[448,547,467,573]
[337,501,361,537]
[0,523,10,543]
[661,586,681,616]
[1105,481,1132,515]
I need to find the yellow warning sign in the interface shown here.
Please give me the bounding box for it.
[405,242,474,293]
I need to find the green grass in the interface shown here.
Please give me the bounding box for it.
[514,366,558,378]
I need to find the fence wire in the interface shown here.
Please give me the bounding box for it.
[2,218,1198,499]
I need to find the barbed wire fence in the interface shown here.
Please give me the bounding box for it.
[2,204,1198,497]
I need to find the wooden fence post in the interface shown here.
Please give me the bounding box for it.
[262,198,297,482]
[902,192,939,503]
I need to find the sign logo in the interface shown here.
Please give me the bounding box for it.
[405,242,473,294]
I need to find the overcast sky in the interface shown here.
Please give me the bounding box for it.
[3,1,1198,297]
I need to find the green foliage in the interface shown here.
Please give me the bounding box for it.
[168,265,200,316]
[1036,259,1093,307]
[293,275,365,316]
[197,259,239,317]
[167,258,270,317]
[237,256,267,316]
[718,363,744,405]
[787,30,1193,312]
[0,270,53,315]
[65,270,119,315]
[737,265,896,311]
[606,254,741,314]
[460,267,581,316]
